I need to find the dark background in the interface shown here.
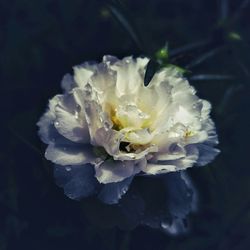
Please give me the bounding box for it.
[1,0,250,249]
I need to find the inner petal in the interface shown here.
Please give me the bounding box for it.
[114,104,151,129]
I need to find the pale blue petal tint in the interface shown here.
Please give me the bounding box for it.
[54,164,99,200]
[98,176,134,204]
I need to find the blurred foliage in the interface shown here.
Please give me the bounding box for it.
[1,0,250,249]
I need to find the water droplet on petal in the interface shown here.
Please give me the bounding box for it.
[65,166,71,171]
[54,121,59,127]
[161,221,170,230]
[74,111,79,119]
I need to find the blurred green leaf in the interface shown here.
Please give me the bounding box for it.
[106,1,144,51]
[190,74,234,81]
[170,39,211,57]
[155,43,169,64]
[186,46,225,69]
[144,59,161,86]
[228,32,242,41]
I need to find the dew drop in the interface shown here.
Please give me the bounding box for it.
[161,221,170,230]
[54,121,59,127]
[65,166,72,171]
[74,111,79,119]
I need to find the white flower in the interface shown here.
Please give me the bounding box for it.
[37,55,219,202]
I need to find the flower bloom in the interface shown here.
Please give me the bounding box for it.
[37,56,219,203]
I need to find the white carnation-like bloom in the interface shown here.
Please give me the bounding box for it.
[37,55,219,201]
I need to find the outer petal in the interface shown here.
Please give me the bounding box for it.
[196,144,220,166]
[143,145,199,175]
[61,73,75,92]
[163,172,194,218]
[54,164,99,200]
[161,172,197,235]
[168,145,199,171]
[98,176,134,204]
[95,160,141,184]
[110,56,149,97]
[141,163,177,175]
[154,143,186,161]
[89,62,116,95]
[37,95,62,144]
[45,143,96,166]
[54,91,90,143]
[73,62,96,88]
[81,83,109,145]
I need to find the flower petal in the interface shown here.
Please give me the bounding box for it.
[73,63,95,88]
[98,176,134,204]
[61,73,75,92]
[154,143,186,161]
[95,160,141,184]
[141,163,177,175]
[110,56,149,97]
[54,164,98,200]
[143,145,199,175]
[196,144,220,166]
[54,92,90,143]
[37,95,62,144]
[163,172,194,218]
[45,143,96,166]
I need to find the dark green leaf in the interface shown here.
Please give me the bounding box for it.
[144,59,160,86]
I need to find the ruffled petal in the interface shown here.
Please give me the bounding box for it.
[45,143,96,166]
[54,92,90,143]
[95,160,141,184]
[98,176,134,204]
[61,73,75,92]
[73,63,95,88]
[161,172,197,235]
[141,163,177,175]
[37,95,62,144]
[196,144,220,166]
[110,56,149,97]
[143,145,199,175]
[54,164,98,200]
